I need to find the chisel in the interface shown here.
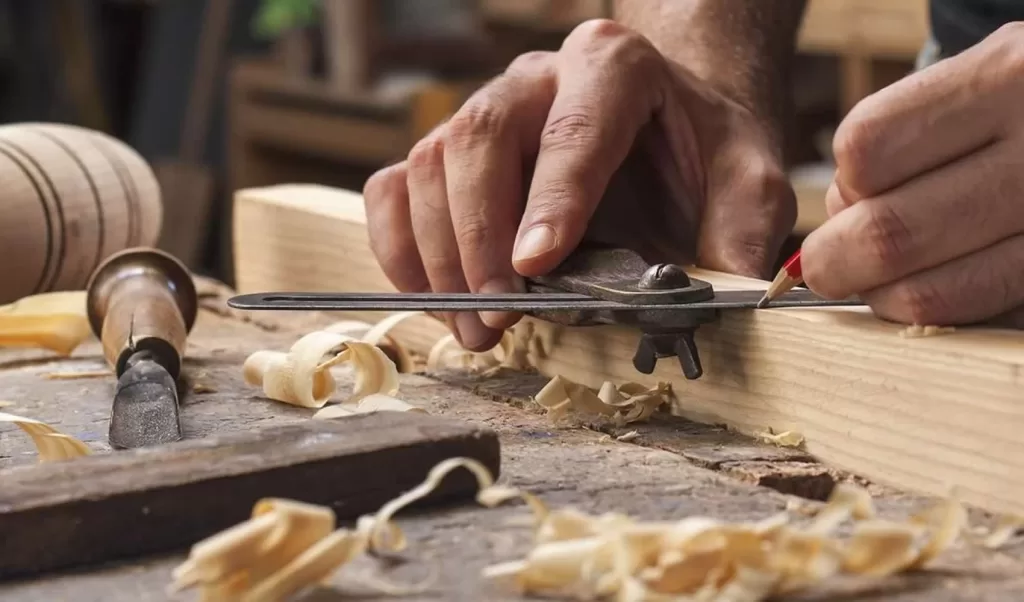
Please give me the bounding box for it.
[86,248,197,449]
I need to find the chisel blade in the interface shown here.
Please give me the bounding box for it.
[109,352,182,449]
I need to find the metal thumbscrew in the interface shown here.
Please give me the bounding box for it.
[638,264,691,290]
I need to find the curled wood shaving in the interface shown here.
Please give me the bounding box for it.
[171,457,494,601]
[0,291,92,356]
[477,479,970,601]
[0,411,91,461]
[899,325,956,339]
[756,429,805,448]
[325,312,429,372]
[427,321,544,375]
[426,333,506,373]
[313,394,427,420]
[243,330,399,408]
[533,375,668,426]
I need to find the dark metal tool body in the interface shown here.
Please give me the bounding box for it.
[229,248,863,379]
[86,248,198,449]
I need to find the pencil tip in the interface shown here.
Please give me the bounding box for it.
[756,295,770,309]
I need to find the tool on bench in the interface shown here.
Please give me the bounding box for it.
[0,412,500,579]
[86,248,198,449]
[229,247,865,380]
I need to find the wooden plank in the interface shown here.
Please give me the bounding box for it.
[797,0,929,59]
[232,184,1024,516]
[0,412,499,580]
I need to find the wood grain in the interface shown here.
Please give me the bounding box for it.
[233,184,1024,516]
[0,412,499,580]
[0,124,162,304]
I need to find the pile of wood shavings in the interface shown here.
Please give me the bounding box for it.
[168,457,1023,602]
[169,457,494,601]
[427,320,543,375]
[533,375,670,427]
[479,475,988,601]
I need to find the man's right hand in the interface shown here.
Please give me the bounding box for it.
[363,19,796,352]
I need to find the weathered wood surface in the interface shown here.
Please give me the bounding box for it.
[1,304,1023,601]
[1,412,499,580]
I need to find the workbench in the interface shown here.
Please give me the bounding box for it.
[2,291,1023,601]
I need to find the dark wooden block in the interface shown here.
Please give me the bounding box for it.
[0,412,500,580]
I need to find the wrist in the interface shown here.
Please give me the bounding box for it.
[615,0,806,157]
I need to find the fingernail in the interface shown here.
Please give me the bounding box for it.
[456,312,494,351]
[513,224,557,263]
[479,277,526,330]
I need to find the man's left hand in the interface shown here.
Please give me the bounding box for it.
[803,23,1024,329]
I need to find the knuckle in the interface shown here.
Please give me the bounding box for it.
[540,111,601,153]
[567,18,631,47]
[529,179,584,216]
[858,202,913,267]
[445,99,509,147]
[406,137,444,174]
[994,23,1024,78]
[363,163,403,202]
[886,282,948,325]
[832,116,878,196]
[507,50,554,74]
[993,21,1024,44]
[564,19,659,78]
[454,213,491,253]
[418,247,460,277]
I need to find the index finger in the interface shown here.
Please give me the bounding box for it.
[513,20,666,276]
[443,56,556,329]
[833,23,1020,199]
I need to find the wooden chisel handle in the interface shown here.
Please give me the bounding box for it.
[86,248,197,379]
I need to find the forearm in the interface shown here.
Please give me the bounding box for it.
[615,0,807,146]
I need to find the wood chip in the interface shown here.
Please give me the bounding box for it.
[756,429,805,448]
[0,411,91,461]
[899,325,956,339]
[0,291,92,356]
[533,375,668,426]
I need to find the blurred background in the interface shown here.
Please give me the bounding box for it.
[5,0,928,286]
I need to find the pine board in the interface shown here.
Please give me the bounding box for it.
[233,184,1024,516]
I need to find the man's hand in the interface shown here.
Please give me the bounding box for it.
[364,19,796,351]
[803,23,1024,329]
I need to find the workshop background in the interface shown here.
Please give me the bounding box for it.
[3,0,929,285]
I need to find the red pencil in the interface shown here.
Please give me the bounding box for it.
[757,249,804,308]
